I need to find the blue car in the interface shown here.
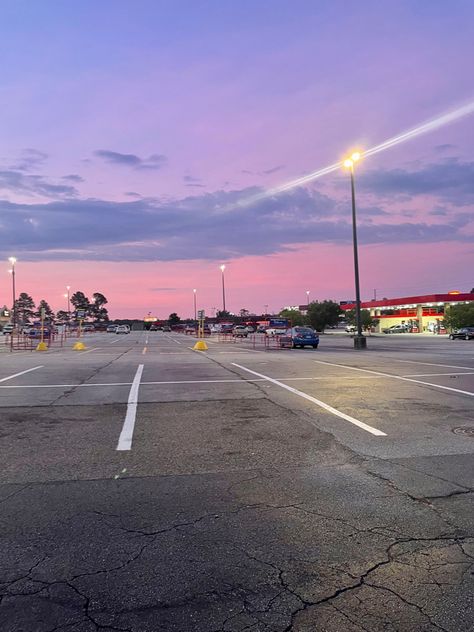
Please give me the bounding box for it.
[280,326,319,349]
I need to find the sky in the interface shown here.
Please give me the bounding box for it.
[0,0,473,319]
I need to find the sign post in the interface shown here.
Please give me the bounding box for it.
[73,309,87,351]
[36,307,48,351]
[193,309,208,351]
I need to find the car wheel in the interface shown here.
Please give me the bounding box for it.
[465,335,470,341]
[313,344,318,349]
[449,334,454,340]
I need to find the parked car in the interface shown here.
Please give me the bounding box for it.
[106,324,118,333]
[266,327,287,336]
[115,325,130,334]
[345,324,356,333]
[184,325,197,334]
[83,324,95,332]
[2,324,14,335]
[162,325,171,332]
[382,324,410,334]
[246,325,256,333]
[449,327,474,340]
[233,325,248,338]
[28,327,51,339]
[280,327,320,349]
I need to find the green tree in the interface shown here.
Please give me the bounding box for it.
[71,291,90,316]
[56,309,70,323]
[90,292,109,322]
[35,300,54,322]
[13,292,35,325]
[307,300,341,332]
[168,312,181,326]
[279,308,307,326]
[444,304,474,331]
[345,309,379,332]
[216,310,232,319]
[239,308,250,318]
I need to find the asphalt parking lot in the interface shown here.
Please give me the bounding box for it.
[1,331,473,631]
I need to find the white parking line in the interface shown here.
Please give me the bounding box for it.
[231,363,386,436]
[116,364,144,451]
[0,375,387,390]
[163,335,183,345]
[79,347,101,354]
[402,371,474,377]
[394,359,474,370]
[314,360,474,398]
[0,366,43,383]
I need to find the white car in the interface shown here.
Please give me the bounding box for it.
[115,325,130,334]
[266,327,287,336]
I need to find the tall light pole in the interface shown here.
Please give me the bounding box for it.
[306,290,310,306]
[343,152,366,349]
[193,288,197,321]
[220,264,226,313]
[8,257,17,328]
[66,285,71,322]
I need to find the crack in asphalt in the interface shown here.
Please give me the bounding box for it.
[229,535,474,632]
[49,348,133,405]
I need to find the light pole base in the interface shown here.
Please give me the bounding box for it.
[353,335,367,349]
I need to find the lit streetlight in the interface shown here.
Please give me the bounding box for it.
[8,257,17,328]
[220,264,226,313]
[306,290,310,306]
[343,152,366,349]
[193,288,197,321]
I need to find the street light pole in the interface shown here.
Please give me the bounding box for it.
[220,265,226,313]
[344,152,366,349]
[306,290,310,306]
[66,285,71,323]
[193,289,197,321]
[8,257,17,328]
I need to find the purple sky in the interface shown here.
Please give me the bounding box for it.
[0,1,473,318]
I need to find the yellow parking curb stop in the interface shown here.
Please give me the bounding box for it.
[73,341,87,351]
[193,341,208,351]
[35,342,48,351]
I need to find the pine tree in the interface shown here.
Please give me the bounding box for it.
[35,300,54,322]
[13,293,35,325]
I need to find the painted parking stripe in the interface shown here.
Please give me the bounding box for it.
[0,375,387,390]
[116,364,144,451]
[394,359,474,370]
[315,360,474,398]
[0,366,43,383]
[402,371,474,377]
[231,363,386,436]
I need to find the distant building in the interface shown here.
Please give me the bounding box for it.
[340,292,474,333]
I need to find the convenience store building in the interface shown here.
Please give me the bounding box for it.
[341,292,474,333]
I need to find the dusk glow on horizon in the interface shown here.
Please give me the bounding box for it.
[0,2,473,318]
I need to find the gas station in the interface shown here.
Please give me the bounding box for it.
[341,291,474,333]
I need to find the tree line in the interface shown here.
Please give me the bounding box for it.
[12,291,109,325]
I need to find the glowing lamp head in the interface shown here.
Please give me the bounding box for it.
[193,288,197,293]
[66,285,70,290]
[343,159,353,168]
[8,256,17,265]
[63,293,68,298]
[351,152,361,162]
[220,264,226,272]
